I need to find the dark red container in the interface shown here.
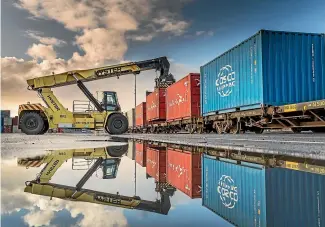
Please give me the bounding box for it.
[167,148,202,198]
[146,146,167,182]
[12,116,19,126]
[3,125,12,133]
[166,73,201,122]
[146,88,166,122]
[135,102,146,127]
[135,142,147,167]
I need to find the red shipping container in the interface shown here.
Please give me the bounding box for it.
[167,148,202,198]
[135,102,146,127]
[12,116,19,125]
[146,88,166,122]
[3,125,12,133]
[135,142,147,167]
[166,73,201,121]
[146,146,167,182]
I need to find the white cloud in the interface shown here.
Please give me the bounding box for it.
[196,30,214,36]
[26,43,57,60]
[26,30,66,46]
[127,34,156,41]
[153,15,189,36]
[73,28,127,65]
[105,9,138,31]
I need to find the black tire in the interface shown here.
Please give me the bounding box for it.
[106,113,128,135]
[311,128,325,133]
[20,112,45,135]
[107,144,128,157]
[253,127,264,134]
[291,128,302,134]
[39,121,49,135]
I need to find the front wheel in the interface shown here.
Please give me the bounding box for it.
[106,113,128,135]
[20,112,45,135]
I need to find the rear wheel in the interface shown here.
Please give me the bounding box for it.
[106,113,128,135]
[107,144,128,157]
[20,112,45,135]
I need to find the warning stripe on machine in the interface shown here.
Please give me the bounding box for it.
[18,160,43,168]
[19,103,44,111]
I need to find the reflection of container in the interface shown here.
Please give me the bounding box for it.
[146,146,167,182]
[3,125,12,133]
[166,73,201,122]
[12,125,21,133]
[135,102,146,127]
[146,88,166,122]
[202,155,325,227]
[135,142,147,167]
[201,30,325,115]
[3,117,12,126]
[167,148,201,198]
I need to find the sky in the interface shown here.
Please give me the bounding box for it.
[1,0,325,116]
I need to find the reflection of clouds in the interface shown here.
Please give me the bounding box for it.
[24,209,55,227]
[1,159,128,227]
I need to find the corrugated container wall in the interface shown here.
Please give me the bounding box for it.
[202,155,325,227]
[12,116,19,126]
[146,147,167,182]
[135,102,146,127]
[135,142,146,167]
[146,88,166,122]
[166,73,201,121]
[167,148,202,198]
[200,30,325,115]
[4,117,12,126]
[1,110,10,118]
[126,109,135,128]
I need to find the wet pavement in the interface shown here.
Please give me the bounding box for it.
[1,136,325,227]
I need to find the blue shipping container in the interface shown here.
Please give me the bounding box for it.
[200,30,325,115]
[202,155,325,227]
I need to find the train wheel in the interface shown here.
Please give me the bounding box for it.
[253,127,264,134]
[291,128,302,134]
[311,128,325,133]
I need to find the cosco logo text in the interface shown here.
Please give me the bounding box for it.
[217,175,238,209]
[216,65,236,97]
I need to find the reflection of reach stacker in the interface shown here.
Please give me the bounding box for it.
[18,57,175,135]
[20,147,172,215]
[18,145,129,182]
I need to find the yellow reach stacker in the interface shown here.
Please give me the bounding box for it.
[18,57,175,135]
[18,145,174,215]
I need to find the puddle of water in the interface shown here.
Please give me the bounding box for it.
[2,139,324,227]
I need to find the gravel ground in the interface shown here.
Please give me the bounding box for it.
[113,132,325,160]
[1,133,124,159]
[2,132,325,160]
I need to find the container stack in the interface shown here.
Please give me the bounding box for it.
[12,116,20,133]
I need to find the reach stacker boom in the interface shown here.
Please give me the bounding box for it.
[18,57,175,135]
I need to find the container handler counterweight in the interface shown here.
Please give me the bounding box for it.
[18,57,175,135]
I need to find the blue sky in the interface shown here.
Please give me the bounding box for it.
[1,0,325,114]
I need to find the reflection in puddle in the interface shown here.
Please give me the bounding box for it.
[4,139,325,227]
